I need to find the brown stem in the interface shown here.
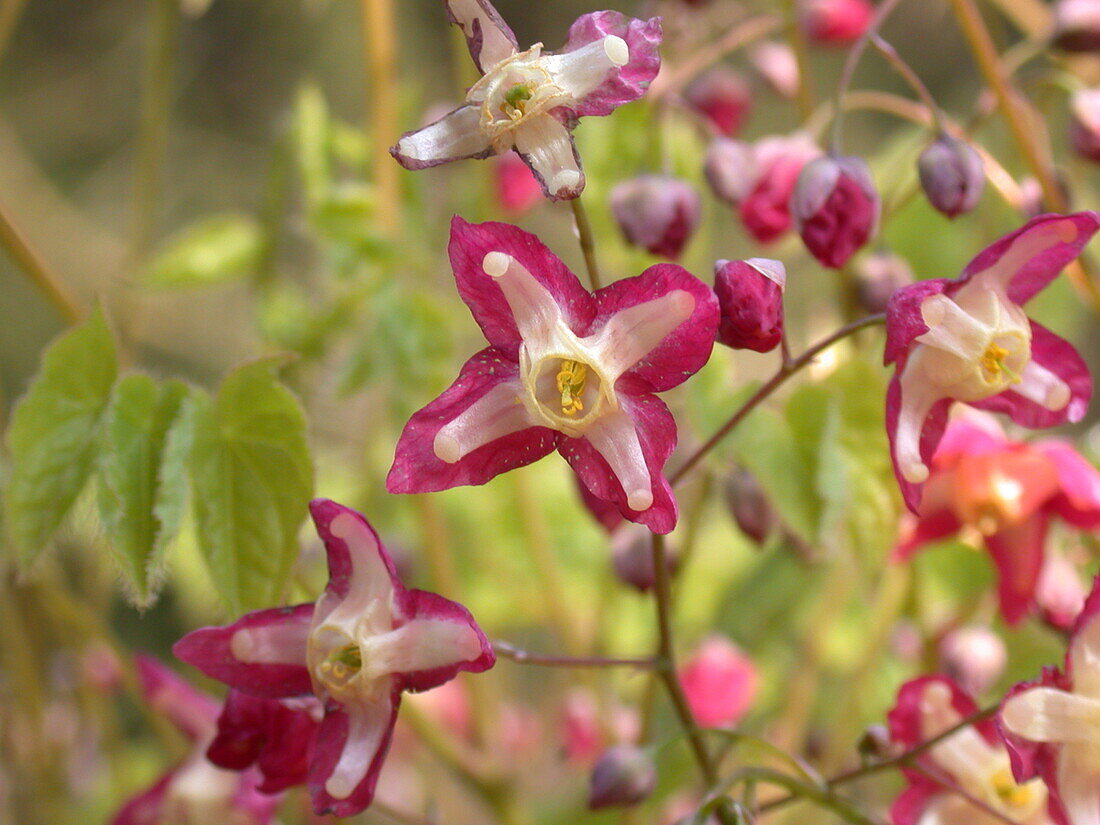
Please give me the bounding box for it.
[870,35,944,132]
[0,198,81,323]
[782,0,814,120]
[361,0,400,233]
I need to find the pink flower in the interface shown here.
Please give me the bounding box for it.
[739,133,823,243]
[800,0,875,46]
[174,499,495,817]
[884,212,1099,511]
[386,218,719,533]
[939,626,1007,698]
[610,174,702,260]
[494,152,543,214]
[684,68,753,137]
[390,1,661,201]
[561,688,640,764]
[1069,89,1100,163]
[749,41,800,99]
[888,675,1051,825]
[678,635,759,728]
[999,576,1100,825]
[110,656,282,825]
[893,410,1100,625]
[713,258,785,353]
[791,154,879,268]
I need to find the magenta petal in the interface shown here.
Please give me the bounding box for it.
[560,392,678,533]
[930,415,1007,468]
[888,674,987,751]
[891,506,962,562]
[883,279,949,366]
[110,770,174,825]
[394,589,496,693]
[173,604,315,699]
[576,474,626,533]
[135,654,220,742]
[590,263,719,393]
[560,12,662,118]
[958,212,1100,305]
[985,513,1051,626]
[448,217,596,356]
[890,781,942,825]
[885,375,952,513]
[442,0,518,73]
[308,696,400,817]
[386,346,558,494]
[971,321,1092,428]
[1038,440,1100,529]
[998,666,1071,785]
[309,498,403,603]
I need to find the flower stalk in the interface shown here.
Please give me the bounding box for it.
[570,196,603,290]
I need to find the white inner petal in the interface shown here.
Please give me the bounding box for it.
[586,290,695,381]
[583,409,653,511]
[361,617,484,681]
[229,615,312,666]
[895,349,947,484]
[395,105,493,164]
[1072,615,1100,700]
[540,35,627,101]
[921,682,1003,782]
[1056,746,1100,825]
[1014,359,1072,411]
[482,251,568,353]
[445,0,517,71]
[980,217,1080,291]
[324,697,395,800]
[1002,687,1100,744]
[916,294,993,362]
[434,380,532,464]
[513,113,582,197]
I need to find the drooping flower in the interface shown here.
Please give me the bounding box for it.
[791,154,879,268]
[110,656,282,825]
[887,675,1052,825]
[174,499,496,817]
[390,1,661,201]
[918,133,985,219]
[999,576,1100,825]
[884,212,1099,511]
[610,174,702,260]
[713,258,785,353]
[893,409,1100,624]
[678,635,759,728]
[386,218,719,533]
[588,745,658,810]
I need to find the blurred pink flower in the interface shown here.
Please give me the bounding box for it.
[801,0,874,46]
[678,635,759,728]
[684,68,752,137]
[610,174,702,260]
[494,152,543,214]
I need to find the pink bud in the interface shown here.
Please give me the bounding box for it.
[1070,88,1100,162]
[685,68,753,137]
[494,152,542,214]
[704,138,757,206]
[1053,0,1100,51]
[678,635,759,728]
[939,626,1006,697]
[1036,553,1086,630]
[611,526,679,592]
[713,259,785,353]
[610,175,702,260]
[791,155,879,268]
[723,468,777,543]
[800,0,875,46]
[917,134,985,218]
[589,746,657,810]
[855,251,913,314]
[749,41,800,99]
[738,134,822,243]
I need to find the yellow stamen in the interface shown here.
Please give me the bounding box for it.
[320,644,362,682]
[992,767,1034,810]
[980,343,1022,384]
[556,359,588,417]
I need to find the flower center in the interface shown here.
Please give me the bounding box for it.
[501,83,534,120]
[319,643,363,686]
[466,46,570,146]
[986,766,1044,817]
[522,350,613,437]
[978,342,1022,385]
[556,359,588,416]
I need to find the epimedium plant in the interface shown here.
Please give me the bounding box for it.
[4,0,1100,824]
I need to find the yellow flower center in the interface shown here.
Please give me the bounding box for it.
[556,359,588,416]
[318,643,362,685]
[501,83,534,120]
[979,342,1023,385]
[991,767,1036,811]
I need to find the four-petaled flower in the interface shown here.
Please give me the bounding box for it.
[884,212,1099,511]
[385,217,719,533]
[887,675,1052,825]
[1000,576,1100,825]
[174,499,496,817]
[390,0,661,201]
[894,409,1100,625]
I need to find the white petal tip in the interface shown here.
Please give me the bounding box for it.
[603,35,629,67]
[627,490,654,511]
[1056,219,1079,243]
[325,774,355,800]
[483,251,511,279]
[669,289,695,320]
[552,169,582,194]
[434,432,462,464]
[1000,693,1033,736]
[901,461,930,484]
[228,629,255,662]
[1045,382,1071,412]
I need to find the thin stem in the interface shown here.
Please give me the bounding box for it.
[782,0,814,120]
[670,313,886,486]
[361,0,400,233]
[870,35,944,132]
[0,198,81,323]
[570,197,602,291]
[831,0,906,153]
[493,641,656,669]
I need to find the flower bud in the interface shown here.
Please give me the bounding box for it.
[917,134,984,218]
[1036,553,1086,630]
[855,251,913,314]
[857,724,895,762]
[611,526,679,592]
[1053,0,1100,51]
[939,626,1007,697]
[1070,88,1100,162]
[713,259,785,353]
[610,175,701,260]
[704,138,757,206]
[589,746,658,810]
[685,68,753,137]
[679,635,759,728]
[739,133,822,243]
[723,468,776,544]
[749,41,800,99]
[792,155,879,268]
[800,0,874,46]
[494,152,542,214]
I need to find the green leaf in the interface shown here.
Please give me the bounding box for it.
[97,376,194,606]
[142,213,263,288]
[188,358,313,611]
[4,310,118,565]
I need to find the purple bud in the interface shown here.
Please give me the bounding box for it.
[939,625,1006,697]
[723,469,776,545]
[685,68,753,137]
[1070,88,1100,162]
[855,251,913,314]
[611,527,678,592]
[1053,0,1100,51]
[610,175,701,260]
[791,155,879,268]
[704,138,757,206]
[917,134,984,218]
[588,746,657,810]
[713,259,785,353]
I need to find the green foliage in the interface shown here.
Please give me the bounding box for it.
[188,358,314,612]
[97,376,194,606]
[4,309,117,565]
[142,212,264,287]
